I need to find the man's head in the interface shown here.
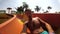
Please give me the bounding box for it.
[25,9,32,16]
[32,17,41,30]
[25,9,32,21]
[25,17,41,33]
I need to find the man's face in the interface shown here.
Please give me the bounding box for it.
[25,11,32,16]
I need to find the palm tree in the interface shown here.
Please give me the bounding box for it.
[16,6,24,14]
[22,2,28,11]
[35,6,41,12]
[47,6,52,12]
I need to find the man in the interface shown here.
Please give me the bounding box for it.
[21,9,55,34]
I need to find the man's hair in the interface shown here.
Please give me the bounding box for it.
[25,9,31,14]
[25,18,41,33]
[32,20,41,30]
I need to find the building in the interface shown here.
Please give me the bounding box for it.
[6,7,12,14]
[0,10,16,14]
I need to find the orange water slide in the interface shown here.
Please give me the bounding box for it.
[0,15,24,34]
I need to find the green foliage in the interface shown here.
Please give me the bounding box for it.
[23,2,28,10]
[35,6,41,12]
[16,6,24,14]
[47,6,52,9]
[16,2,29,14]
[0,19,8,24]
[0,14,12,24]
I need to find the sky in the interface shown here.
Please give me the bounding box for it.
[0,0,60,13]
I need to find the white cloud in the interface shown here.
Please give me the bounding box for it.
[57,0,60,3]
[0,0,60,13]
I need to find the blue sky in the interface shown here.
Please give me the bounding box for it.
[0,0,60,13]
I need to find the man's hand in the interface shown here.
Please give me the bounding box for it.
[36,17,46,24]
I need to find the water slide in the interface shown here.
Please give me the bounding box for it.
[0,14,60,34]
[0,15,24,34]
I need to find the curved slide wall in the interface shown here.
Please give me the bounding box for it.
[0,15,24,34]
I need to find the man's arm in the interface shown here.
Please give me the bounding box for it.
[37,17,54,33]
[21,21,28,34]
[21,25,27,34]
